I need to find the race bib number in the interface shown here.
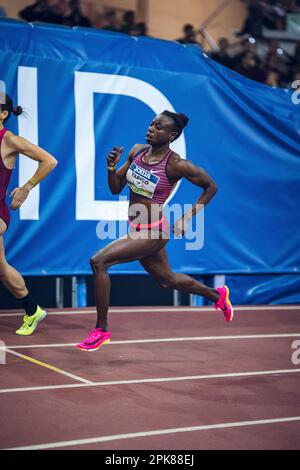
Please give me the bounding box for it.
[127,162,160,199]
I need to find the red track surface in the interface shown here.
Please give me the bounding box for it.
[0,305,300,450]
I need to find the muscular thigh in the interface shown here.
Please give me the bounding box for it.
[92,231,168,268]
[139,247,173,282]
[0,219,7,238]
[0,221,7,263]
[0,236,5,261]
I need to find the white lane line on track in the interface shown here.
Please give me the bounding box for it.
[6,415,300,450]
[0,305,300,317]
[4,348,92,385]
[5,333,300,350]
[1,368,300,394]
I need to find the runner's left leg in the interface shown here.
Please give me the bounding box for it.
[140,248,234,321]
[140,246,220,302]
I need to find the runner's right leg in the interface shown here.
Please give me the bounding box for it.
[90,232,167,331]
[0,221,28,299]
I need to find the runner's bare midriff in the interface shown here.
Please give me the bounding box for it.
[128,192,164,225]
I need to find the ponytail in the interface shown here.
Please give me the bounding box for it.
[0,95,23,121]
[12,105,23,117]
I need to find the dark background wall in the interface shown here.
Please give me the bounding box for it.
[0,275,191,309]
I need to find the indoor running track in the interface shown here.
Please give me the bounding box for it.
[0,305,300,450]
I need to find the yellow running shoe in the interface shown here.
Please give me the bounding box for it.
[15,306,47,336]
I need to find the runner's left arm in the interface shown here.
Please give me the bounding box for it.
[5,134,58,210]
[168,155,218,235]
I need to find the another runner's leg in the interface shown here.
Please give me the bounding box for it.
[0,224,47,335]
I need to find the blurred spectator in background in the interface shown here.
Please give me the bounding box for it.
[291,0,300,11]
[19,0,91,26]
[79,0,97,26]
[292,68,300,84]
[291,42,300,74]
[176,24,201,45]
[234,51,267,82]
[127,22,148,37]
[237,0,288,37]
[265,68,281,86]
[264,40,289,75]
[19,0,62,23]
[207,28,298,88]
[231,37,257,64]
[120,10,135,34]
[262,1,286,30]
[101,10,119,32]
[53,0,91,27]
[128,24,141,36]
[0,5,7,17]
[138,22,148,37]
[236,4,264,37]
[209,38,235,68]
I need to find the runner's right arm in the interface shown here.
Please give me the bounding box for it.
[107,144,146,194]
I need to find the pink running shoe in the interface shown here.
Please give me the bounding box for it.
[214,285,234,322]
[77,328,111,351]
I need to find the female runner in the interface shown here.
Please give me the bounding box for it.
[0,95,57,335]
[78,110,233,351]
